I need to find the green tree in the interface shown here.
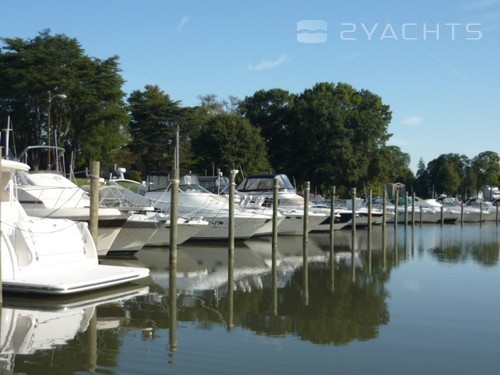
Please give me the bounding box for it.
[0,30,128,170]
[427,153,468,196]
[127,85,185,177]
[368,145,414,195]
[239,88,295,171]
[289,82,392,195]
[415,158,431,197]
[471,151,499,190]
[191,113,271,176]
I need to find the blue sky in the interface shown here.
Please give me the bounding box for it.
[2,0,499,173]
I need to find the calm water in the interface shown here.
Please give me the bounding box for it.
[1,223,499,375]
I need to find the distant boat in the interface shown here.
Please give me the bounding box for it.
[142,171,279,240]
[103,181,209,247]
[14,146,162,255]
[236,173,346,234]
[0,158,149,294]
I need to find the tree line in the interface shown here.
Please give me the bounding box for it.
[0,31,498,198]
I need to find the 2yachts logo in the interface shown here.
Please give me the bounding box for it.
[297,20,482,43]
[297,20,328,43]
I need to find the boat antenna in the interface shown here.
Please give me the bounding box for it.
[239,163,245,179]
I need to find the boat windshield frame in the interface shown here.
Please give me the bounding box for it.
[237,174,296,192]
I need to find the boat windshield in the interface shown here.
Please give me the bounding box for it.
[179,184,210,193]
[237,174,295,192]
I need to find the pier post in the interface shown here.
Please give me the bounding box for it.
[89,161,100,247]
[367,189,372,234]
[329,186,336,292]
[368,190,373,275]
[169,139,180,348]
[303,181,310,305]
[382,188,387,230]
[480,201,483,224]
[351,188,357,236]
[461,191,465,224]
[404,191,408,228]
[227,169,238,327]
[272,176,279,314]
[412,192,416,226]
[394,190,399,229]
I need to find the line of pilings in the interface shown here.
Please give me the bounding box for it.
[87,168,500,331]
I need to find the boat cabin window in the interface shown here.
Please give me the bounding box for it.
[147,174,170,191]
[237,174,296,192]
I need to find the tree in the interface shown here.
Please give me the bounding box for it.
[289,82,392,194]
[471,151,499,190]
[368,145,414,194]
[191,113,271,176]
[127,85,184,177]
[0,30,128,170]
[415,158,431,197]
[239,88,295,171]
[426,153,468,196]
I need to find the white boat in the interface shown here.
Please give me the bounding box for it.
[0,158,150,294]
[14,146,159,255]
[143,172,279,240]
[464,197,496,222]
[435,196,492,222]
[236,173,345,234]
[102,182,210,247]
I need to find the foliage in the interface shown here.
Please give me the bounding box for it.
[0,30,128,170]
[2,31,497,196]
[126,85,184,177]
[239,88,295,171]
[240,83,393,195]
[471,151,500,189]
[191,113,271,177]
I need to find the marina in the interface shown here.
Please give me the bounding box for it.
[1,222,498,374]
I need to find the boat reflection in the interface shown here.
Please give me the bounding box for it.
[0,284,149,372]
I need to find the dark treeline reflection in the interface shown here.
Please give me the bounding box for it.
[130,238,396,346]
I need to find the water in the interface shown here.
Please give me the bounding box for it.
[1,223,499,374]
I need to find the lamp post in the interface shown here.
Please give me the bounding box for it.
[47,91,67,169]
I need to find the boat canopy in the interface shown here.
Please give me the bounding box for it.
[237,174,295,193]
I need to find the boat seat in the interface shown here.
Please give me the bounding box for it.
[11,218,91,273]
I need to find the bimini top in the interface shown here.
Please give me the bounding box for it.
[237,174,296,193]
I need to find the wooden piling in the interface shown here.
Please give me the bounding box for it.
[303,181,310,305]
[169,137,179,349]
[329,186,336,293]
[351,188,357,236]
[411,192,416,226]
[272,176,279,315]
[404,191,408,228]
[394,190,399,229]
[382,188,387,230]
[89,161,100,247]
[227,170,237,327]
[367,189,372,234]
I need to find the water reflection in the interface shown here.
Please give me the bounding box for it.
[0,285,148,373]
[1,224,498,373]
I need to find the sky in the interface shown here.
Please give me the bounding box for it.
[1,0,499,173]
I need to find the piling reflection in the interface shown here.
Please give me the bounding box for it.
[3,224,497,373]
